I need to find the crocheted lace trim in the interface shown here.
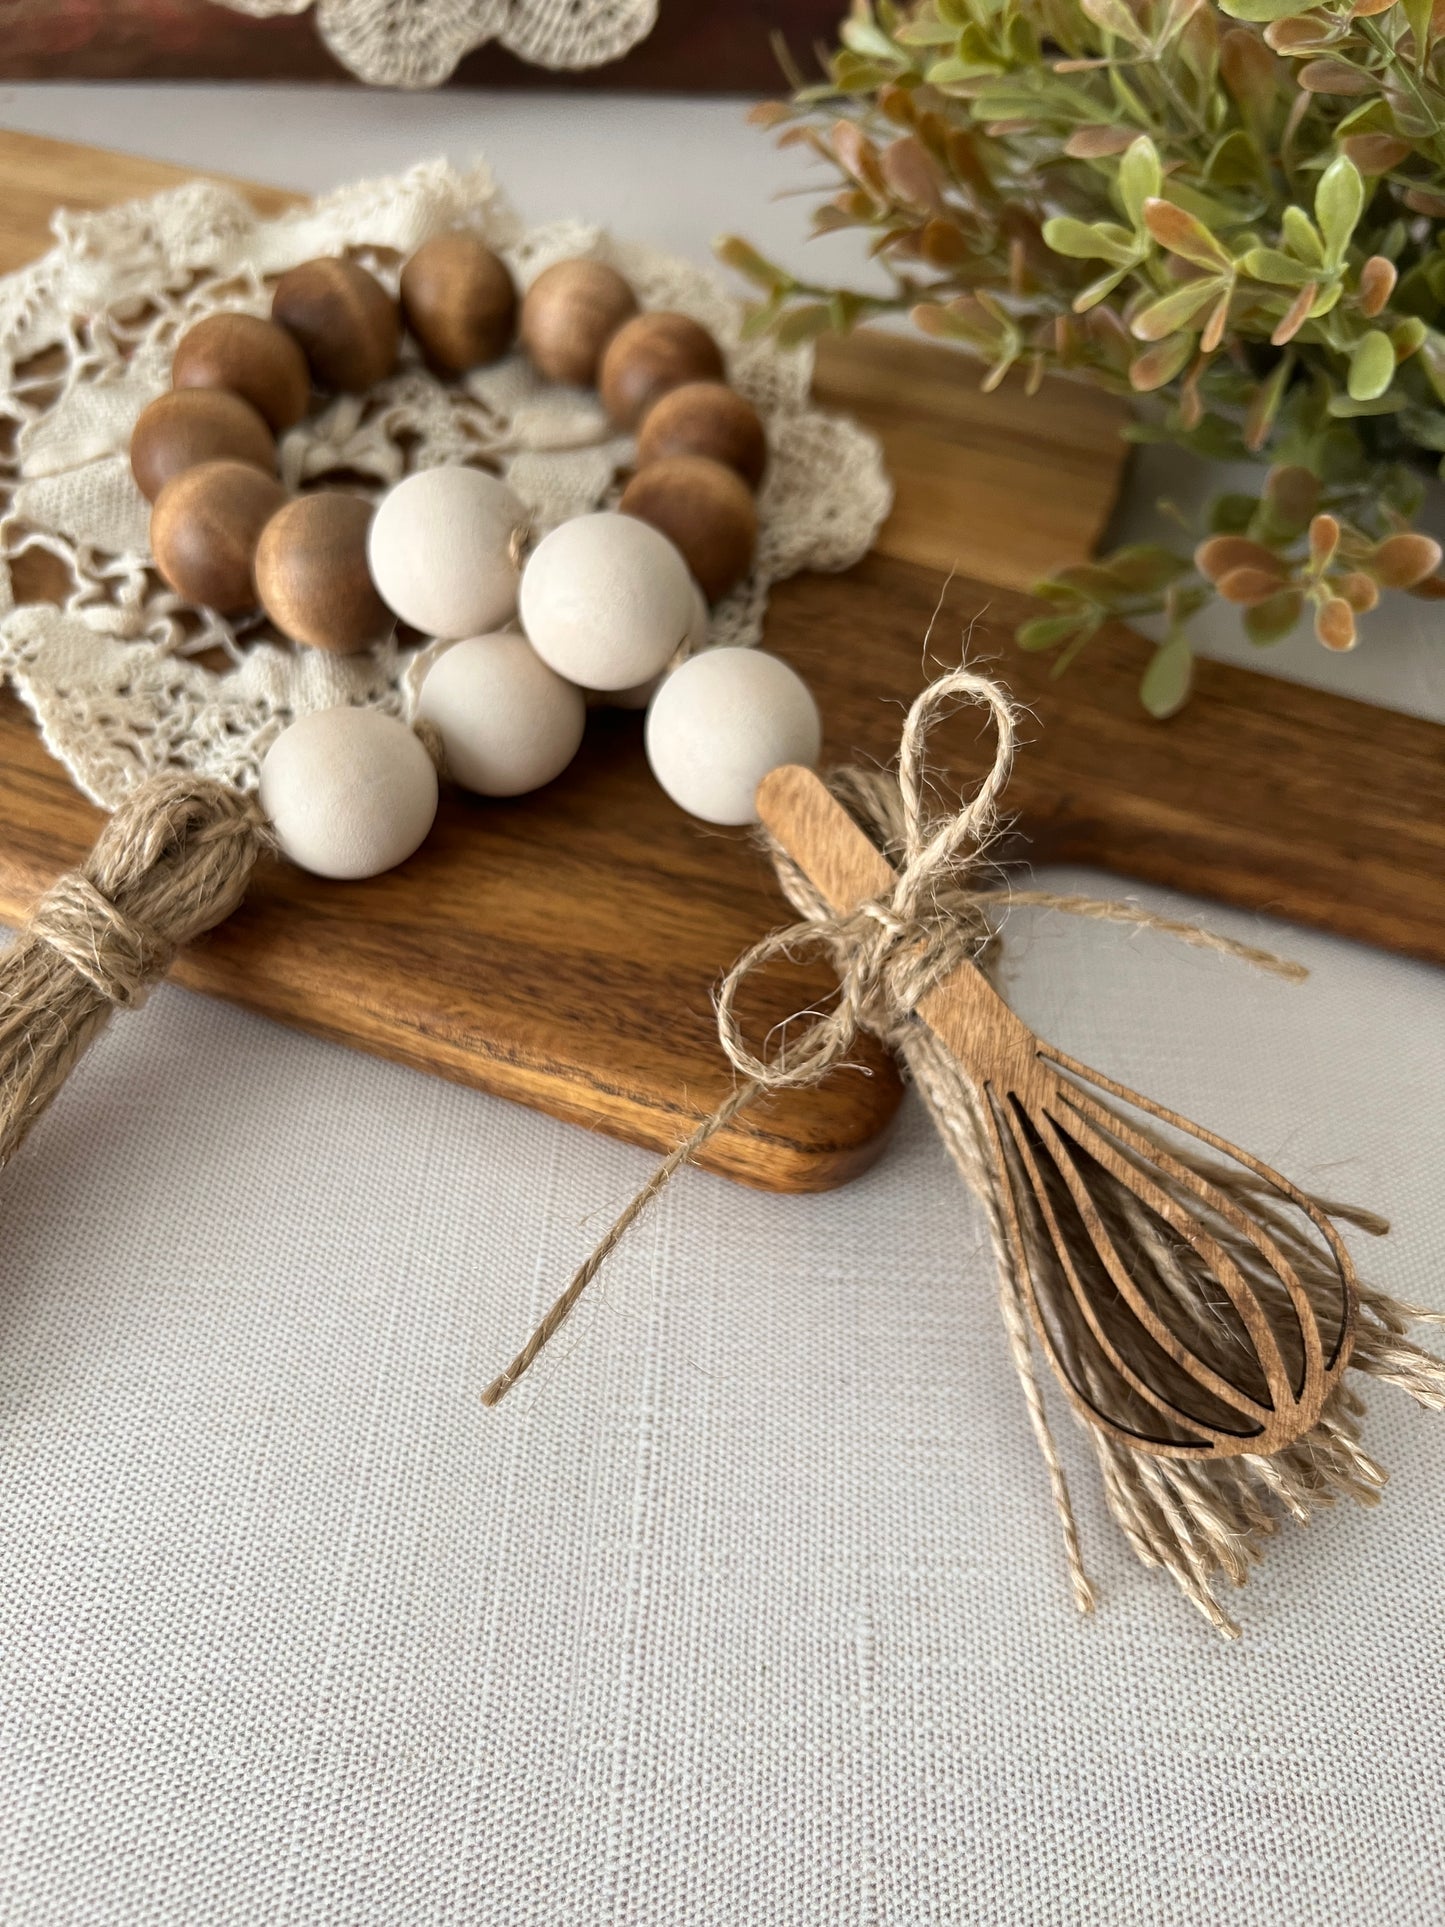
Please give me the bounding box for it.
[220,0,656,88]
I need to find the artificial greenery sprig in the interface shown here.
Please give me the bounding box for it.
[720,0,1445,713]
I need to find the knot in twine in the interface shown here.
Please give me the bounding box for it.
[714,669,1015,1094]
[0,773,273,1170]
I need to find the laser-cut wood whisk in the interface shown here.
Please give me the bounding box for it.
[487,668,1445,1637]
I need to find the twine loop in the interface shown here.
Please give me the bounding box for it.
[714,668,1016,1095]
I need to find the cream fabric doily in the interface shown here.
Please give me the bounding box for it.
[0,159,891,810]
[220,0,656,87]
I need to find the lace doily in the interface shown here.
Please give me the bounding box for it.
[0,159,891,811]
[220,0,656,87]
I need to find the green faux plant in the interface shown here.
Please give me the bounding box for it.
[721,0,1445,713]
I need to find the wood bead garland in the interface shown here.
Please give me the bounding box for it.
[636,381,767,490]
[172,312,311,432]
[150,460,288,612]
[255,492,392,655]
[619,454,758,603]
[130,388,277,503]
[272,257,400,392]
[519,259,638,386]
[598,312,725,429]
[130,241,805,880]
[400,233,517,376]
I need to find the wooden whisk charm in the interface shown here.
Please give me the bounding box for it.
[756,763,1359,1464]
[488,665,1443,1635]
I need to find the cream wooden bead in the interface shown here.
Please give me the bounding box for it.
[259,707,438,879]
[645,648,821,826]
[599,577,707,710]
[519,511,693,693]
[417,633,586,796]
[367,467,525,640]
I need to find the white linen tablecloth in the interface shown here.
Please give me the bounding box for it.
[1,88,1442,1925]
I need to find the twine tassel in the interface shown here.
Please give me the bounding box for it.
[0,774,270,1173]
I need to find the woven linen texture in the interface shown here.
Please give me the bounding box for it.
[2,871,1442,1924]
[0,159,890,809]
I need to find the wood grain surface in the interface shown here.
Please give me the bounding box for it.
[0,132,1441,1194]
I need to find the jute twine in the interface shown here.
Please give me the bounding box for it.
[484,668,1445,1636]
[0,775,272,1173]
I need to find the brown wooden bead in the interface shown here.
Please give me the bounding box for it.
[255,491,392,654]
[599,311,726,430]
[636,381,767,490]
[619,454,757,603]
[130,388,277,503]
[519,259,638,386]
[400,233,517,376]
[172,312,311,432]
[271,257,400,392]
[150,459,288,612]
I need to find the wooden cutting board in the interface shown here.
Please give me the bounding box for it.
[1,130,1442,1194]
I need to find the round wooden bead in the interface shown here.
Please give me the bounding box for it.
[171,312,311,432]
[598,312,725,430]
[259,707,438,880]
[367,467,524,640]
[418,633,586,796]
[271,257,400,392]
[519,259,638,386]
[150,459,288,611]
[620,454,758,603]
[645,648,821,826]
[637,381,767,490]
[255,491,392,654]
[400,233,517,376]
[130,388,277,503]
[600,578,707,710]
[520,511,694,691]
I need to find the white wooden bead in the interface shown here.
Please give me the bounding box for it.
[259,706,438,879]
[367,467,524,640]
[602,576,708,710]
[645,647,821,826]
[418,632,587,796]
[519,510,693,692]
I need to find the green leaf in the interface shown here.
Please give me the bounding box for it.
[1315,155,1364,267]
[1220,0,1321,14]
[1129,332,1195,391]
[1017,613,1089,651]
[1118,136,1163,230]
[1241,248,1318,288]
[1404,0,1432,68]
[1244,589,1305,645]
[1348,329,1396,401]
[1042,216,1138,265]
[1130,278,1223,340]
[840,17,907,62]
[1140,637,1194,718]
[1082,0,1151,46]
[773,303,835,348]
[1144,198,1233,269]
[1281,205,1326,267]
[714,236,790,291]
[1072,265,1132,312]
